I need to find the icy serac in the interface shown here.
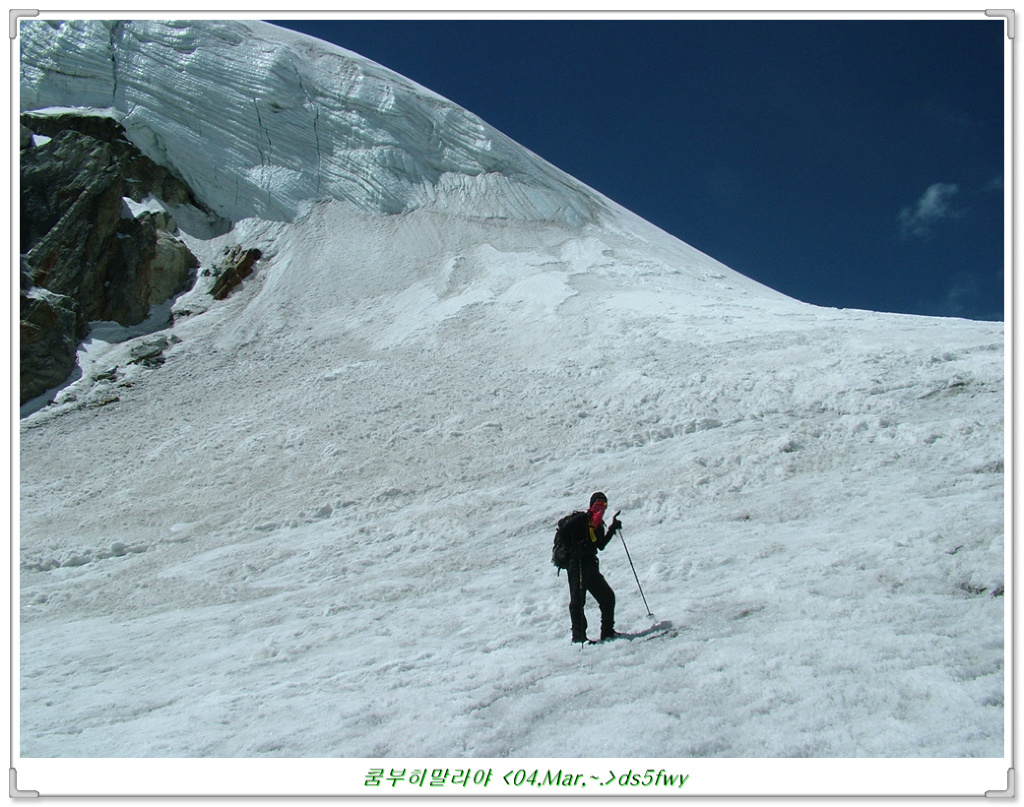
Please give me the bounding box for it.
[21,19,609,226]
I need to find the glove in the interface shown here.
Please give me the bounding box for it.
[608,511,622,537]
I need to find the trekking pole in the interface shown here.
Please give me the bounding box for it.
[579,562,586,653]
[618,525,653,617]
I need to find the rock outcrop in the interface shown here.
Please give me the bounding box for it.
[209,245,263,301]
[19,111,205,403]
[19,264,87,404]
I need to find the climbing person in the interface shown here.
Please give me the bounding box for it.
[561,491,622,644]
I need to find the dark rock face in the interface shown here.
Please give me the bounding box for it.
[20,112,205,403]
[20,274,87,403]
[210,246,263,300]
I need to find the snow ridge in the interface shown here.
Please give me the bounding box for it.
[21,19,606,225]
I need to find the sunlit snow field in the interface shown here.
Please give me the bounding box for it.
[19,206,1006,760]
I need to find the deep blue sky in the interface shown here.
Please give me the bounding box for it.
[270,18,1006,321]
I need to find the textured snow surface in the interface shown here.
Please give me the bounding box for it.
[17,19,1005,775]
[19,206,1006,761]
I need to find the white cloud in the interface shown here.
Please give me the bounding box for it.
[899,182,960,238]
[983,175,1003,193]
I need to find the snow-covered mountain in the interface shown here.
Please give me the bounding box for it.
[22,18,619,227]
[17,18,1006,791]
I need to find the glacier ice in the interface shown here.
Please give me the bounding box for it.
[21,19,607,226]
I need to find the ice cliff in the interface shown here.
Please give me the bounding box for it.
[19,16,777,408]
[21,19,607,225]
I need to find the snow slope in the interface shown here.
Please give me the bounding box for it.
[17,18,1006,792]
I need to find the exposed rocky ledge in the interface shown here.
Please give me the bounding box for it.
[210,245,263,301]
[19,111,207,404]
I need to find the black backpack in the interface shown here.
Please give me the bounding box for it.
[551,511,583,574]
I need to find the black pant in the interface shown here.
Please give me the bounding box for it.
[568,557,615,641]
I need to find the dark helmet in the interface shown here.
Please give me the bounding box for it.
[590,491,608,506]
